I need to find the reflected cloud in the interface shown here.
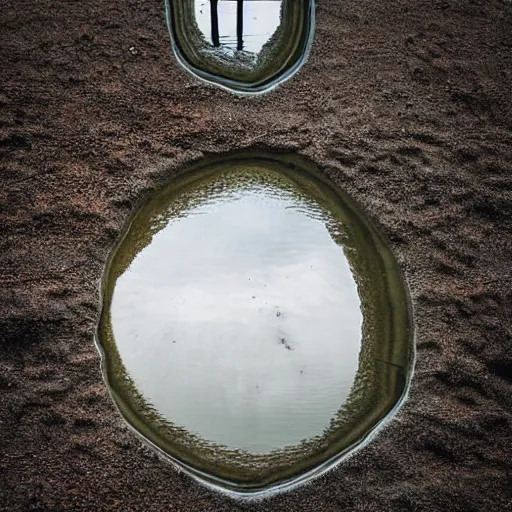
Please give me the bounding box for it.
[113,188,362,451]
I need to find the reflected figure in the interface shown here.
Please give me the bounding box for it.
[165,0,314,93]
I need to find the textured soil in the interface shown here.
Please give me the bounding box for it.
[1,0,512,510]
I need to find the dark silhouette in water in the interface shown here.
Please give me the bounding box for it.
[237,0,244,51]
[210,0,244,50]
[210,0,220,47]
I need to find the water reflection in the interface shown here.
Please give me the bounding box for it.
[195,0,282,53]
[98,154,411,493]
[165,0,314,93]
[112,170,362,452]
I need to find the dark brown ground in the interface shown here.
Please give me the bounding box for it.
[1,0,512,510]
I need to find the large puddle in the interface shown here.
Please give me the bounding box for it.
[164,0,314,93]
[97,153,412,494]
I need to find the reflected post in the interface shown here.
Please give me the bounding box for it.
[210,0,220,47]
[237,0,244,51]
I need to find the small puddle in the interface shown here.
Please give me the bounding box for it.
[164,0,315,93]
[97,153,412,495]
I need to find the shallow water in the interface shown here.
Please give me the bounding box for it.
[98,154,411,493]
[111,168,362,453]
[165,0,314,93]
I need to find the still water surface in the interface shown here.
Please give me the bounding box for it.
[111,167,362,452]
[165,0,314,93]
[98,155,411,493]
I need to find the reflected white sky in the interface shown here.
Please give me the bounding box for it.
[111,179,363,453]
[195,0,282,53]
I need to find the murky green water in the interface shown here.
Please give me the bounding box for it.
[164,0,314,93]
[97,153,411,494]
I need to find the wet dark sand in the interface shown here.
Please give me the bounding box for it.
[1,0,511,510]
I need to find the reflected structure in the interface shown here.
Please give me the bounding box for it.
[97,153,412,494]
[165,0,314,93]
[196,0,282,53]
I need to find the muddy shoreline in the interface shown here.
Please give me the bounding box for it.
[1,0,512,510]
